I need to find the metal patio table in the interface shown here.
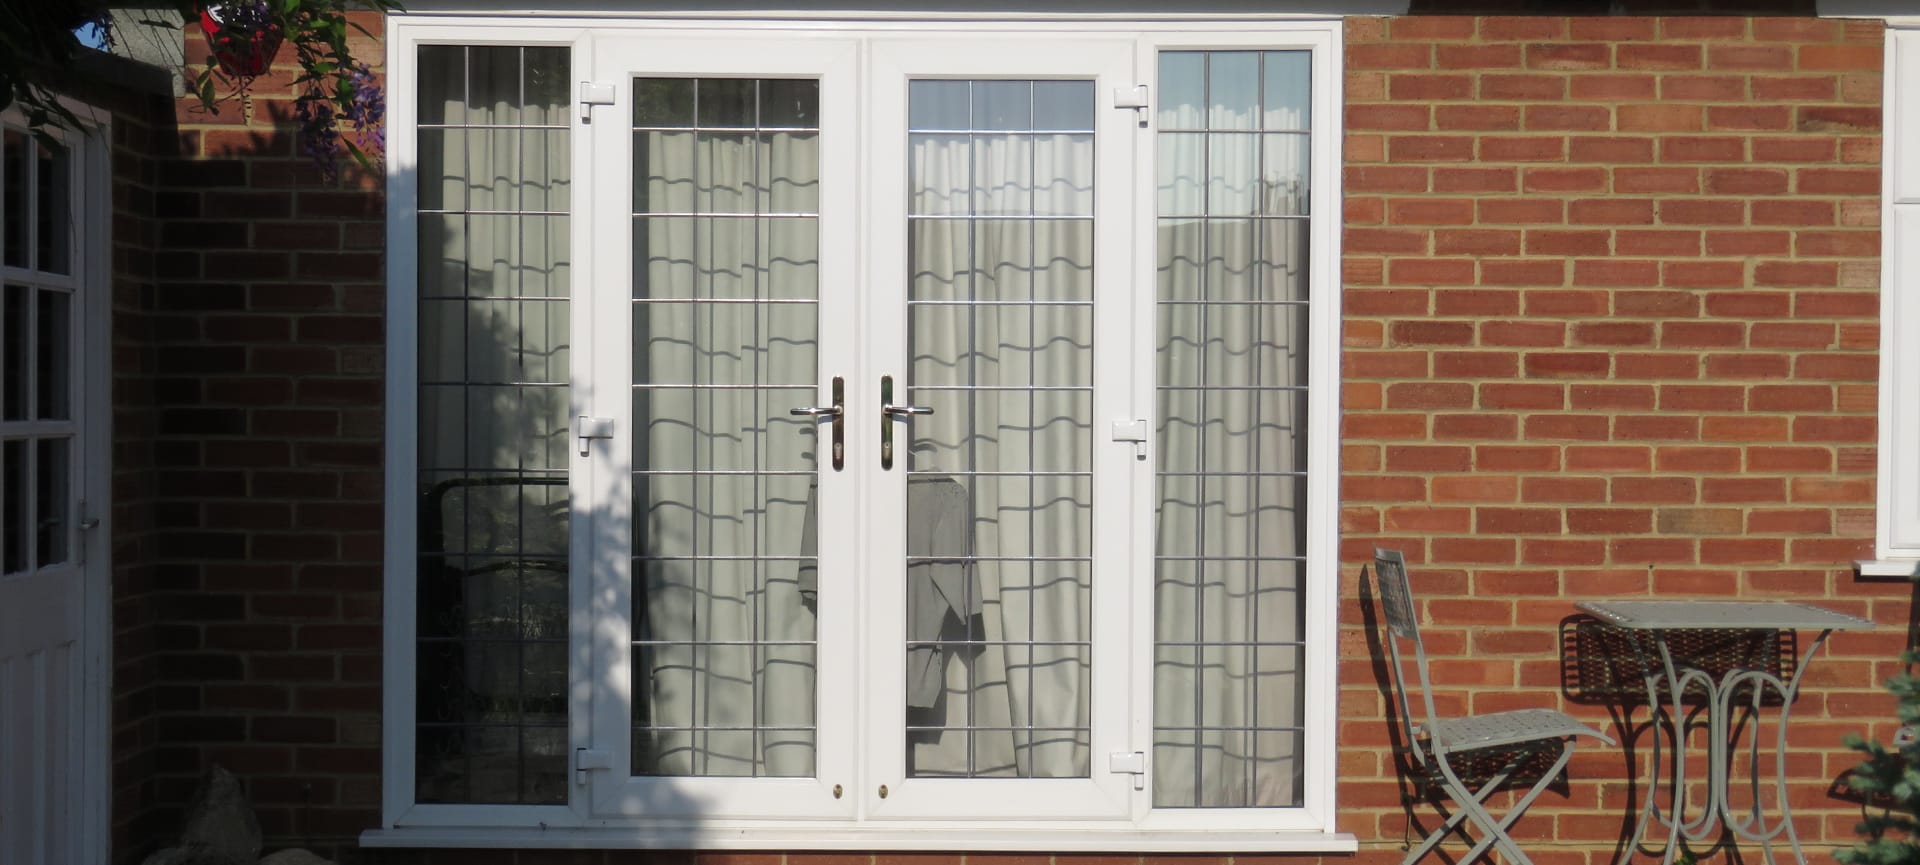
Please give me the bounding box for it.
[1573,600,1873,865]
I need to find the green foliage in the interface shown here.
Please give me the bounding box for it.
[0,1,108,140]
[0,0,398,175]
[1840,647,1920,865]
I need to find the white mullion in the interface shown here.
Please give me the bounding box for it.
[565,27,599,828]
[585,27,635,818]
[380,16,424,829]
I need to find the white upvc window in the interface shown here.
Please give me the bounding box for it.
[1870,25,1920,573]
[375,12,1348,850]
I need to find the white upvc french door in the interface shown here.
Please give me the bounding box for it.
[584,28,1139,821]
[585,32,862,820]
[861,35,1138,820]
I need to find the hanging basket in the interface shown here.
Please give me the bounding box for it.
[199,5,284,78]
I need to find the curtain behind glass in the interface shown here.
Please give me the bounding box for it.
[1152,50,1311,808]
[632,78,822,778]
[414,44,573,805]
[905,80,1095,779]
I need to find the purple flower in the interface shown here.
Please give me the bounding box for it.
[296,63,385,181]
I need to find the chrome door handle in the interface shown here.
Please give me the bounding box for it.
[791,376,844,471]
[879,375,933,470]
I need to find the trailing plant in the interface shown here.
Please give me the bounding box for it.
[1839,642,1920,865]
[0,0,399,179]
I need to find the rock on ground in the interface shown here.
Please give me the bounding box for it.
[175,765,263,865]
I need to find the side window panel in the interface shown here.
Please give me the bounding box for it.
[1151,49,1312,809]
[413,44,574,805]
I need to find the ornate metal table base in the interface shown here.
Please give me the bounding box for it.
[1575,601,1873,865]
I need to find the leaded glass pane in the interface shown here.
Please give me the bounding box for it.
[631,77,822,779]
[414,44,571,806]
[1153,49,1311,809]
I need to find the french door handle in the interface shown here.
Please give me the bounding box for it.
[880,375,934,470]
[790,376,844,471]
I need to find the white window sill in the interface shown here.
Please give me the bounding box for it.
[1856,559,1920,580]
[361,825,1360,853]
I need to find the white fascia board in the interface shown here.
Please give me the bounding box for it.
[393,0,1410,19]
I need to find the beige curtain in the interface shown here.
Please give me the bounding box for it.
[1150,49,1310,808]
[634,122,822,778]
[903,124,1095,779]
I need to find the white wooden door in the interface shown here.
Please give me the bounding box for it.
[0,122,104,865]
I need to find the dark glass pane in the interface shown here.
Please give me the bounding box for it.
[633,78,695,128]
[469,46,523,125]
[2,131,24,268]
[696,78,755,128]
[3,439,24,574]
[759,79,819,128]
[36,289,67,420]
[35,437,66,567]
[36,141,69,274]
[522,47,571,126]
[417,45,466,125]
[4,284,26,420]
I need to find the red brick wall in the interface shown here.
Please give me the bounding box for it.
[112,10,1912,865]
[117,12,389,860]
[89,61,171,858]
[1340,14,1902,862]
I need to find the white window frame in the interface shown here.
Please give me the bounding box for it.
[374,11,1349,851]
[1866,24,1920,575]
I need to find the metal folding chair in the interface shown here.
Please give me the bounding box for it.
[1375,548,1614,865]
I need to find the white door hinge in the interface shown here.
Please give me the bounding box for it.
[1112,85,1149,125]
[575,747,613,785]
[1111,419,1147,460]
[576,416,614,456]
[579,82,616,123]
[1108,751,1147,790]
